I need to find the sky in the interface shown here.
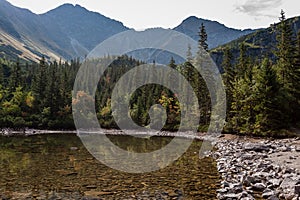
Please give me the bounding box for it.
[5,0,300,30]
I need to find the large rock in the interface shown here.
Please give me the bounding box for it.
[243,143,270,152]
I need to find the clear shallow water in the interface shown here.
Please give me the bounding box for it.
[0,133,220,199]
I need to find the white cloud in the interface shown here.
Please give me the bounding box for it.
[235,0,283,18]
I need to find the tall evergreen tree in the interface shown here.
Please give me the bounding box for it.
[45,61,60,116]
[199,23,208,52]
[275,10,298,123]
[8,59,21,92]
[167,57,178,96]
[222,47,235,122]
[32,57,47,111]
[236,43,249,78]
[253,58,284,135]
[275,10,296,89]
[0,62,3,86]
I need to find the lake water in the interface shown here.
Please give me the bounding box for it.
[0,133,220,199]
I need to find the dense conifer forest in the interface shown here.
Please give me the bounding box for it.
[0,11,299,137]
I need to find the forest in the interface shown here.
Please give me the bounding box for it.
[0,11,299,137]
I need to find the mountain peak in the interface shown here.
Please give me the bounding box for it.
[174,16,254,49]
[44,3,89,15]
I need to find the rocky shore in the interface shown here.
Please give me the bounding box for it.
[213,136,300,200]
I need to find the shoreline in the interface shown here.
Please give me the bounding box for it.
[213,136,300,200]
[0,128,212,140]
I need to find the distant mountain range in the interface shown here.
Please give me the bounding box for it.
[0,0,257,63]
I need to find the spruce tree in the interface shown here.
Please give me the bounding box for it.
[275,10,296,89]
[8,59,21,92]
[0,62,3,86]
[32,57,47,111]
[167,57,178,96]
[275,10,298,123]
[253,58,284,135]
[222,47,235,123]
[199,23,208,52]
[236,43,249,78]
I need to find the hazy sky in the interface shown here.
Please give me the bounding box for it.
[6,0,300,30]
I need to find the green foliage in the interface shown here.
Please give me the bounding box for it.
[0,15,299,137]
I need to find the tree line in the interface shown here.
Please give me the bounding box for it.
[222,10,300,136]
[0,11,299,137]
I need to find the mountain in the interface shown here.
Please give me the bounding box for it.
[0,0,255,63]
[40,4,129,57]
[0,0,129,62]
[210,16,300,67]
[174,16,254,49]
[0,0,63,62]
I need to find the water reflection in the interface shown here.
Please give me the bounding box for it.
[0,134,220,199]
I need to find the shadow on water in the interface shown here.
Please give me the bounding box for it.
[0,133,220,199]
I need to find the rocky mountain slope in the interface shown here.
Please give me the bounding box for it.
[174,16,254,49]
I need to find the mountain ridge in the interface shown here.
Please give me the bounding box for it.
[0,0,258,63]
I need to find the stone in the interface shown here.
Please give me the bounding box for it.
[252,183,266,191]
[216,188,228,193]
[240,196,255,200]
[230,183,243,193]
[244,176,259,186]
[223,193,241,199]
[268,195,279,200]
[244,143,269,152]
[268,179,282,188]
[262,191,275,198]
[295,184,300,195]
[280,178,298,190]
[284,193,295,200]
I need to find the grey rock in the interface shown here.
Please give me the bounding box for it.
[252,183,266,191]
[268,179,282,188]
[216,188,228,193]
[280,178,298,190]
[295,184,300,195]
[284,193,295,200]
[262,191,275,198]
[244,176,259,186]
[268,195,279,200]
[244,143,269,152]
[223,193,241,199]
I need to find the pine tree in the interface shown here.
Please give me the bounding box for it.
[0,62,3,86]
[45,61,60,116]
[32,57,47,111]
[253,58,285,135]
[186,44,193,63]
[275,10,296,89]
[291,31,300,121]
[275,10,298,123]
[236,43,249,78]
[8,59,21,92]
[199,23,208,52]
[229,43,255,134]
[222,47,235,122]
[167,57,178,96]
